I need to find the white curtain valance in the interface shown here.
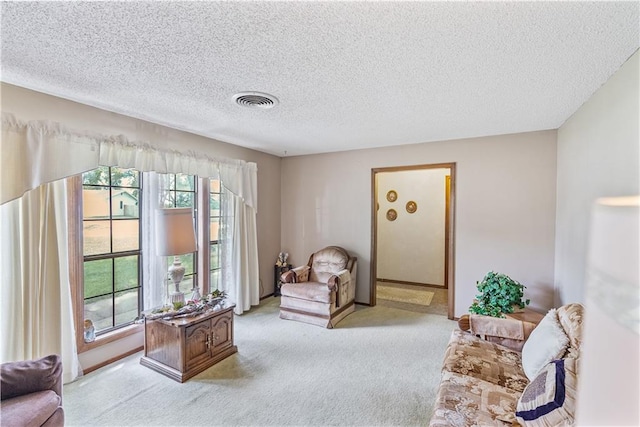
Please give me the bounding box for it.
[1,113,257,209]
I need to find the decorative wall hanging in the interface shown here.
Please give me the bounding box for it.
[386,190,398,202]
[386,208,397,221]
[406,201,417,214]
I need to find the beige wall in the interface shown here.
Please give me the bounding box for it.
[555,51,639,306]
[377,168,448,286]
[281,130,558,316]
[1,83,282,369]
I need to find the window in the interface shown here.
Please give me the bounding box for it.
[81,167,141,334]
[210,179,222,289]
[70,169,216,351]
[160,173,197,297]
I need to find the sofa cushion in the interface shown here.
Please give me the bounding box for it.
[443,330,529,393]
[516,358,578,426]
[1,391,61,427]
[429,370,520,427]
[556,303,584,359]
[521,309,570,380]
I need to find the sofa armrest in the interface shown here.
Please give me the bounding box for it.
[1,355,63,402]
[327,269,350,291]
[281,266,310,283]
[458,314,537,352]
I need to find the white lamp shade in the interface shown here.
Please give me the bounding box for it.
[577,196,639,425]
[155,208,197,256]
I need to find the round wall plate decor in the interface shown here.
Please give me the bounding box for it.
[386,208,397,221]
[386,190,398,202]
[406,201,417,214]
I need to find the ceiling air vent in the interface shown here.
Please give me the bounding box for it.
[233,92,279,109]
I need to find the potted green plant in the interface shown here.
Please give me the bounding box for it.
[469,271,530,318]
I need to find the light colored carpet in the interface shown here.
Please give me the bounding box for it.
[377,285,434,306]
[64,297,455,426]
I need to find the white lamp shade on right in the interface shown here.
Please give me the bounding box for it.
[577,196,639,425]
[155,208,197,256]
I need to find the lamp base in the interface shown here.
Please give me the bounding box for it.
[170,291,185,307]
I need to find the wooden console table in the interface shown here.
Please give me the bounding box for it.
[140,302,237,382]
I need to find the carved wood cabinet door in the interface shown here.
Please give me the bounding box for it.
[185,321,212,370]
[211,311,233,353]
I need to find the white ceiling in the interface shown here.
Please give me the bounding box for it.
[1,2,638,157]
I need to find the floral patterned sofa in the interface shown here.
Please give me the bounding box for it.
[429,303,584,426]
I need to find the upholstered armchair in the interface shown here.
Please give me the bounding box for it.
[279,246,357,328]
[1,354,64,427]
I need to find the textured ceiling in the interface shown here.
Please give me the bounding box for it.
[1,2,638,157]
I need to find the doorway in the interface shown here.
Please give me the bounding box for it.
[370,163,455,319]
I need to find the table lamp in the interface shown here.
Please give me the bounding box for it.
[156,208,197,306]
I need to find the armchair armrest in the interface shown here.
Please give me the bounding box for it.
[281,266,310,283]
[458,314,536,352]
[1,354,63,401]
[327,269,350,291]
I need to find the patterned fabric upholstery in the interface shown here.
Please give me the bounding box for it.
[430,370,519,427]
[429,304,584,427]
[443,330,529,393]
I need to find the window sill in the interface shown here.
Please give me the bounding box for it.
[78,322,143,353]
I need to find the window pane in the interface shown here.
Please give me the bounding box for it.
[83,187,110,218]
[112,219,139,252]
[174,191,194,208]
[115,256,138,292]
[85,294,113,332]
[179,275,194,295]
[84,259,113,298]
[210,270,220,290]
[210,194,220,215]
[111,168,139,188]
[83,220,111,256]
[82,167,110,186]
[210,243,219,269]
[210,179,220,193]
[210,218,220,241]
[111,188,139,218]
[115,289,139,326]
[160,190,174,208]
[175,174,194,191]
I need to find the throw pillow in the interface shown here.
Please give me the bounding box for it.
[516,358,578,426]
[521,309,569,380]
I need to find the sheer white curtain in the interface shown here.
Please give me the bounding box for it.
[141,172,167,310]
[1,113,259,374]
[0,180,81,383]
[221,187,260,315]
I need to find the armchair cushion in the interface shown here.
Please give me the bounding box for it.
[281,282,335,304]
[2,391,62,427]
[309,246,349,282]
[0,354,64,427]
[1,354,63,400]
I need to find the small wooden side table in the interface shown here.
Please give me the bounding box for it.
[141,302,237,382]
[505,308,545,325]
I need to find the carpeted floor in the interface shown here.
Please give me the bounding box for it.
[376,282,448,316]
[64,297,455,426]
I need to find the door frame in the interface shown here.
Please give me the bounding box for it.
[369,162,456,320]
